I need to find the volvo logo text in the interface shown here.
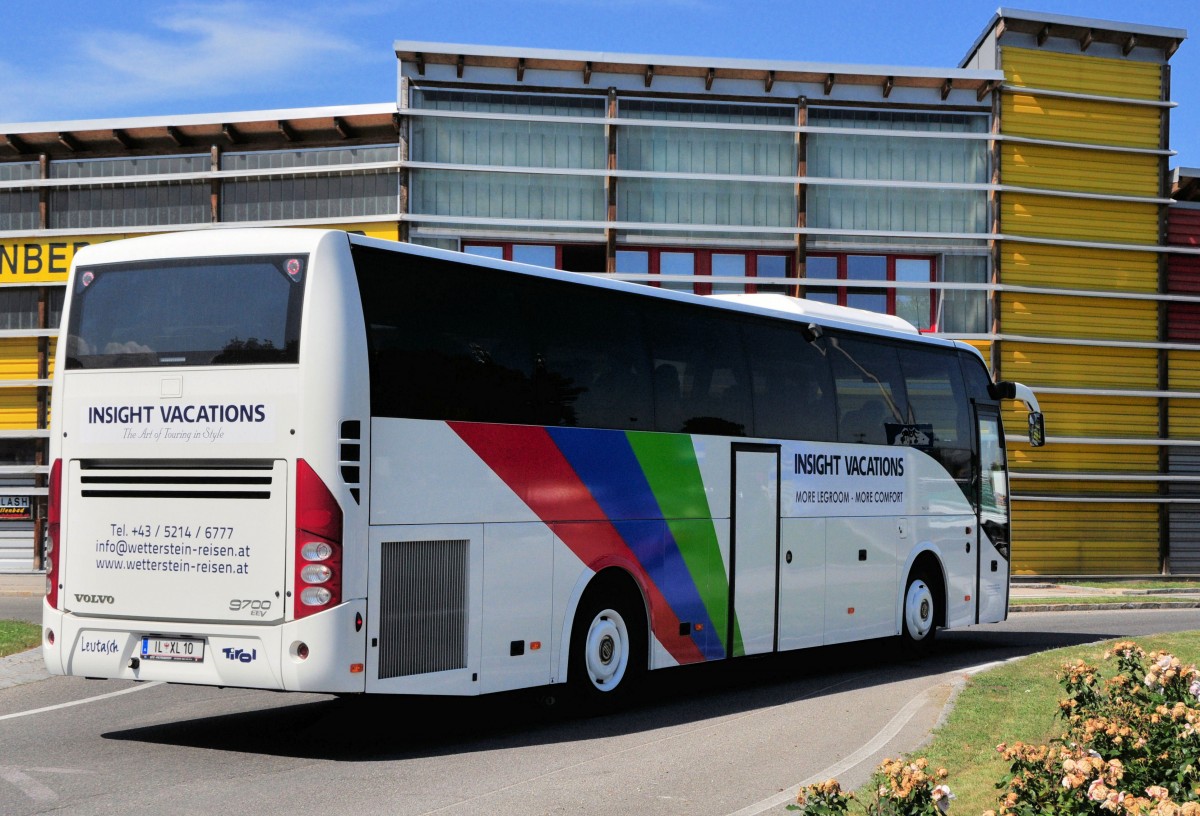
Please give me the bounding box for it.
[74,593,115,604]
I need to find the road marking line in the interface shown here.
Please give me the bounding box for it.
[726,685,941,816]
[0,681,160,722]
[0,766,58,802]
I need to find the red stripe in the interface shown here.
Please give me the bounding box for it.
[450,422,705,665]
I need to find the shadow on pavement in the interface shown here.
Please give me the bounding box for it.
[103,623,1121,762]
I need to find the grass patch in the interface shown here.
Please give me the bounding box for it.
[1065,580,1200,591]
[906,632,1200,815]
[0,620,41,658]
[1009,594,1194,606]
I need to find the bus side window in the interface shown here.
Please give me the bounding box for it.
[743,319,836,442]
[529,284,653,430]
[645,304,751,436]
[900,347,973,495]
[355,249,534,423]
[829,334,909,446]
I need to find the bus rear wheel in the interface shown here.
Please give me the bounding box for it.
[569,579,645,709]
[901,570,938,651]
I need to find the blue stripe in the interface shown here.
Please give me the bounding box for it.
[547,428,723,659]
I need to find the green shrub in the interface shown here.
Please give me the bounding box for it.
[789,641,1200,816]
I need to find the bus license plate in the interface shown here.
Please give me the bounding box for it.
[140,636,204,663]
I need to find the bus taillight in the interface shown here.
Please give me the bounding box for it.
[46,459,62,608]
[294,459,343,619]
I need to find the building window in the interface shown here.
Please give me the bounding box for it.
[805,253,936,330]
[221,145,398,222]
[49,155,209,229]
[615,247,791,295]
[463,242,606,273]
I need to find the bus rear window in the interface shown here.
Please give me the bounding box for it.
[65,255,306,369]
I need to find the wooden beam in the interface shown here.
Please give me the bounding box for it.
[391,113,402,133]
[583,61,592,84]
[824,73,835,95]
[332,117,351,139]
[165,126,186,147]
[111,128,134,149]
[1123,34,1137,56]
[1037,24,1050,46]
[1167,39,1180,59]
[976,80,995,103]
[414,52,425,75]
[764,70,775,93]
[644,64,654,87]
[57,132,81,152]
[1080,28,1094,52]
[940,78,953,100]
[222,123,240,145]
[517,58,525,82]
[1,134,30,154]
[705,67,714,91]
[277,120,297,142]
[456,54,464,78]
[882,76,893,98]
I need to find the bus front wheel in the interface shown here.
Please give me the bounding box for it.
[901,570,938,651]
[569,579,645,708]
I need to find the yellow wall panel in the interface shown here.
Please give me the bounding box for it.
[1011,479,1157,497]
[1008,443,1159,473]
[1002,242,1158,294]
[1013,394,1156,439]
[1169,399,1200,439]
[1002,143,1160,198]
[1001,293,1157,341]
[1169,351,1200,391]
[1002,46,1163,101]
[1000,342,1156,389]
[1011,501,1160,574]
[0,339,40,381]
[1001,93,1161,149]
[0,388,37,430]
[1002,193,1159,244]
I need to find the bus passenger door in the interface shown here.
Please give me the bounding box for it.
[975,407,1011,623]
[729,445,781,657]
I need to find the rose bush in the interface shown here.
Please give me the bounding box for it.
[789,641,1200,816]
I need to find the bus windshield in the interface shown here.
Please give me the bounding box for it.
[64,254,306,369]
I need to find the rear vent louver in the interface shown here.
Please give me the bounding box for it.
[78,460,274,500]
[339,420,361,504]
[378,539,468,679]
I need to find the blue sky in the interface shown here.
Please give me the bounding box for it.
[2,0,1198,168]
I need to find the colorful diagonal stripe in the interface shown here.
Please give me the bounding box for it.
[449,422,737,664]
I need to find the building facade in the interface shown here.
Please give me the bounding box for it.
[0,9,1194,574]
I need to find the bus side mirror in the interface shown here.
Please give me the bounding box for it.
[1028,411,1046,447]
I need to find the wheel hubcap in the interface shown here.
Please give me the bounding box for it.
[905,580,934,640]
[585,610,629,690]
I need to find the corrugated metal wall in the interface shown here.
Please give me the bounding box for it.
[998,44,1168,574]
[1168,207,1200,572]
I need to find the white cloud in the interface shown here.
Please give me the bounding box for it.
[0,1,379,123]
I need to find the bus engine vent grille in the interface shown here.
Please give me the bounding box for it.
[378,539,469,679]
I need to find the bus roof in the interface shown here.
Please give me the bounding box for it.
[72,228,953,348]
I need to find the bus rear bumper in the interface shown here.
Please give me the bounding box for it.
[40,600,367,693]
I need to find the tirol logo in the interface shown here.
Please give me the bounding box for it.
[222,647,258,663]
[74,593,115,604]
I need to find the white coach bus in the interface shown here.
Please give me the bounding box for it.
[42,228,1044,703]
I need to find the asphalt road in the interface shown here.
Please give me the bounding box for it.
[1,607,1197,816]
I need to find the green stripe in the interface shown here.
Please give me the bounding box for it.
[627,432,745,657]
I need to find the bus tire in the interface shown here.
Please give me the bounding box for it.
[569,576,645,709]
[901,569,938,652]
